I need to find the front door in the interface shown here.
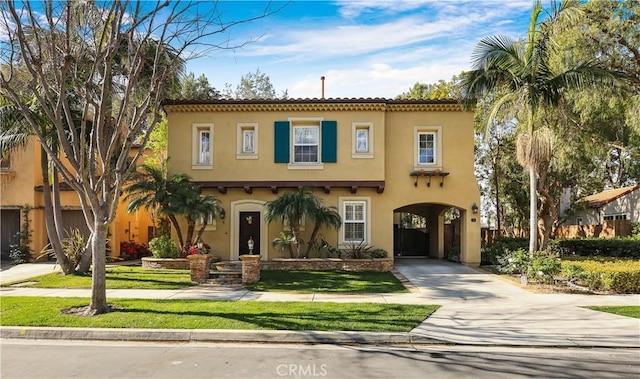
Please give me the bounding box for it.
[239,211,261,256]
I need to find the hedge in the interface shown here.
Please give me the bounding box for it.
[561,257,640,294]
[550,238,640,259]
[481,237,529,265]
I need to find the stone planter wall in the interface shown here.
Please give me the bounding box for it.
[141,257,189,270]
[261,258,393,272]
[188,254,213,283]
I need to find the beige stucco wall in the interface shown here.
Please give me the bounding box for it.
[1,137,154,259]
[167,110,386,182]
[165,101,481,265]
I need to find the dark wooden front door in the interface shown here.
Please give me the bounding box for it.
[239,211,260,256]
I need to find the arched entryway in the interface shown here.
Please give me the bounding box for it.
[229,200,269,260]
[394,203,474,263]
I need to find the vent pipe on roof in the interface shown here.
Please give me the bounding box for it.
[321,76,325,99]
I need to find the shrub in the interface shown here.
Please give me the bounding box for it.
[120,241,152,260]
[550,238,640,259]
[447,246,460,262]
[561,257,640,293]
[39,229,85,267]
[527,252,561,284]
[497,248,529,275]
[148,235,180,258]
[482,237,529,265]
[341,241,374,259]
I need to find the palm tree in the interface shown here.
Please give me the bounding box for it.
[304,206,342,257]
[264,189,321,258]
[170,190,221,246]
[123,162,193,247]
[460,0,618,254]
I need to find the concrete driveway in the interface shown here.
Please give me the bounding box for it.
[395,259,640,347]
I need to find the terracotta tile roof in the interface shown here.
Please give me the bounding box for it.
[161,98,460,105]
[580,184,640,208]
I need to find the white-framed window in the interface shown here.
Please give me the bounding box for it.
[198,213,217,230]
[236,123,258,159]
[352,122,374,158]
[603,214,627,221]
[418,132,436,164]
[192,123,213,169]
[413,126,442,170]
[339,197,371,246]
[293,125,320,164]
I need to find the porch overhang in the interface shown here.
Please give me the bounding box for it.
[194,180,385,194]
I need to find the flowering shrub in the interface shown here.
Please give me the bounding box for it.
[119,241,151,260]
[180,242,211,258]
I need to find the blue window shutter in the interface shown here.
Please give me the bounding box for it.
[321,120,337,163]
[274,121,290,163]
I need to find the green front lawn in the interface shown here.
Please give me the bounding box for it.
[4,266,194,290]
[245,270,408,293]
[586,306,640,319]
[0,297,438,332]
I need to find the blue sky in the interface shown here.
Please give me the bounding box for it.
[187,0,535,99]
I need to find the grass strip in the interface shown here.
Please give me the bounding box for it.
[585,306,640,319]
[4,266,194,290]
[0,297,438,332]
[245,270,408,293]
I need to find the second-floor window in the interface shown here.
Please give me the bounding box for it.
[274,119,337,168]
[413,126,442,170]
[418,132,435,164]
[192,123,213,169]
[237,123,258,159]
[293,126,319,163]
[199,130,211,164]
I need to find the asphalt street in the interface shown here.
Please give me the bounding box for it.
[2,340,640,379]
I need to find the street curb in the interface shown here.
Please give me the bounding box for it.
[0,326,447,345]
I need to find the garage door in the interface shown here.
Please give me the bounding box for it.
[61,210,91,241]
[1,209,20,254]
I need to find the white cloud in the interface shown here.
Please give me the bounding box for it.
[288,61,468,99]
[238,13,488,61]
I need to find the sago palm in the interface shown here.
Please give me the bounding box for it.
[460,0,618,254]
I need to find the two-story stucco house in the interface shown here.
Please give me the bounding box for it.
[163,98,481,265]
[0,137,153,260]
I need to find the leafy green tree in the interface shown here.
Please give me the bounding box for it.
[225,69,288,99]
[179,72,221,100]
[460,0,618,253]
[396,77,460,100]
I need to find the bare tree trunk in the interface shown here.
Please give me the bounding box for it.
[76,232,93,273]
[304,226,321,258]
[528,165,538,255]
[40,149,74,274]
[86,219,109,315]
[185,219,196,246]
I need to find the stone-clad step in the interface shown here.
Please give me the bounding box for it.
[206,260,243,286]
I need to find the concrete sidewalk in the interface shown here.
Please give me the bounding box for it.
[1,260,639,347]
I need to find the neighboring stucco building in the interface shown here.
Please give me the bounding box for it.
[0,136,153,260]
[568,185,640,225]
[164,98,481,265]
